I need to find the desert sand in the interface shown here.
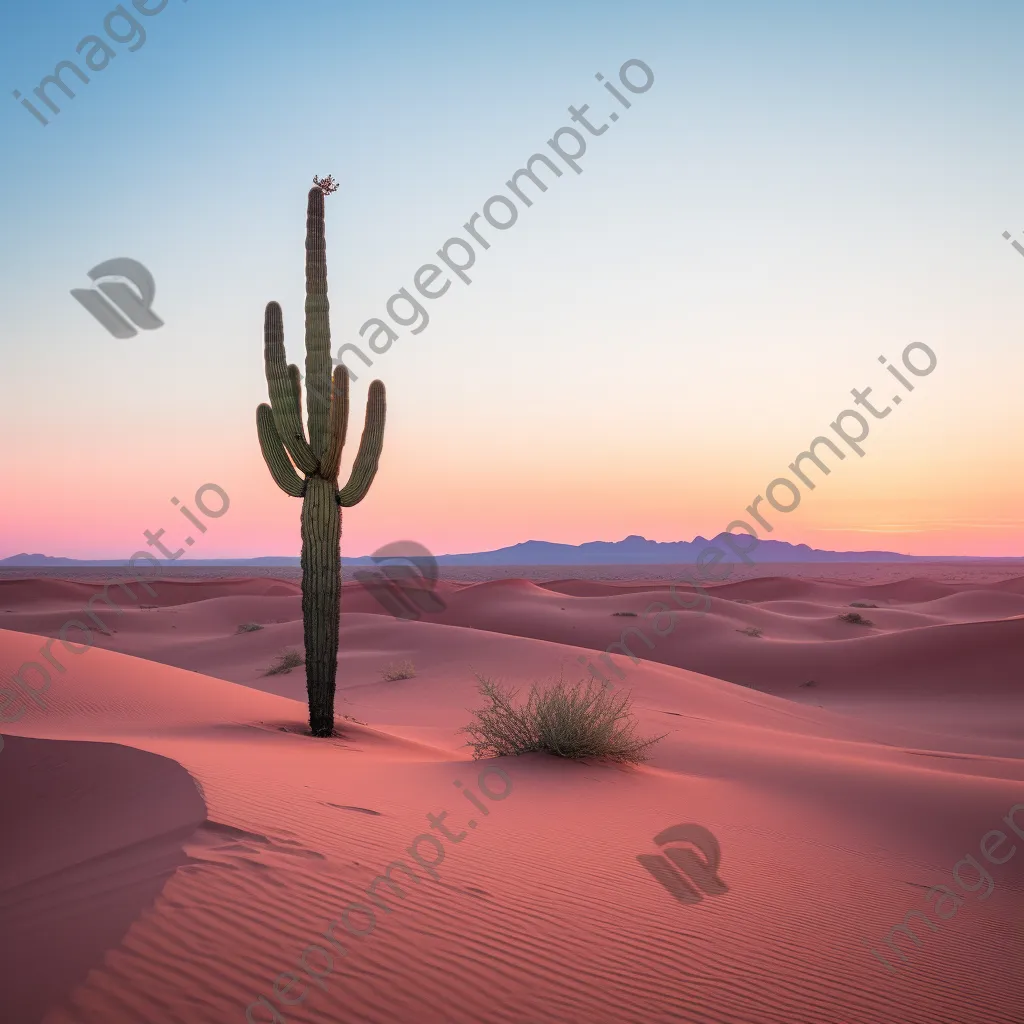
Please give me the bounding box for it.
[1,565,1022,1023]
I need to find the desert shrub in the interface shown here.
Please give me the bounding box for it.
[800,679,817,688]
[737,625,763,638]
[265,648,305,676]
[458,674,666,764]
[838,611,873,626]
[850,601,878,608]
[237,622,264,633]
[611,611,638,617]
[381,659,416,681]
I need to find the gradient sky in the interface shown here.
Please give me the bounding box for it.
[3,0,1024,560]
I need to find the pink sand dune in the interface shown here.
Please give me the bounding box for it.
[0,568,1022,1023]
[0,733,207,1024]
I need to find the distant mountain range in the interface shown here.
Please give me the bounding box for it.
[2,534,1022,567]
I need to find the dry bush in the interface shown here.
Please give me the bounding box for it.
[838,611,873,626]
[265,648,305,676]
[381,659,416,681]
[458,674,665,764]
[236,622,264,633]
[611,611,638,617]
[737,625,763,638]
[850,601,878,608]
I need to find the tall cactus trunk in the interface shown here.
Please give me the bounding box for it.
[257,180,387,739]
[301,477,342,736]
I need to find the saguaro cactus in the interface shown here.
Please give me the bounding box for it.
[256,182,386,737]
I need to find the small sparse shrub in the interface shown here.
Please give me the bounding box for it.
[611,611,638,617]
[737,625,763,638]
[800,679,817,688]
[850,601,878,608]
[381,659,416,681]
[237,622,264,633]
[838,611,873,626]
[140,604,158,610]
[459,674,666,764]
[265,648,305,676]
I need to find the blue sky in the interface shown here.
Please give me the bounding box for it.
[3,0,1024,558]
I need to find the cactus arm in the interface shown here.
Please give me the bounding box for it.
[256,404,306,497]
[288,363,303,416]
[304,187,332,460]
[264,301,319,475]
[320,365,350,481]
[337,380,387,507]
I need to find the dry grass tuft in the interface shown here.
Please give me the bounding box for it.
[838,611,873,626]
[850,601,878,608]
[236,622,264,633]
[458,673,666,764]
[381,659,416,681]
[611,611,638,617]
[264,648,305,676]
[737,625,763,638]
